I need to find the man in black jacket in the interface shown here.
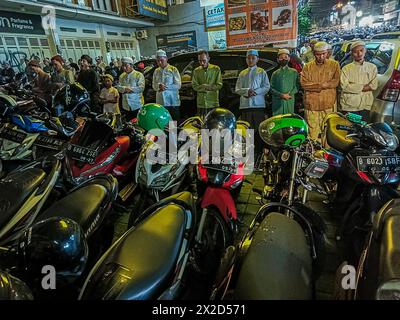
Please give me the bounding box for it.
[77,54,100,113]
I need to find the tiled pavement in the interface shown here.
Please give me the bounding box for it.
[112,173,340,300]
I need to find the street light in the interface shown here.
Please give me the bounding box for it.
[356,11,363,18]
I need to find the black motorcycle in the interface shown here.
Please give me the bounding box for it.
[322,113,400,266]
[79,191,227,300]
[0,172,118,299]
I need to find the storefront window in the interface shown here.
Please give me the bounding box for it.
[29,38,39,46]
[17,37,28,46]
[5,37,16,46]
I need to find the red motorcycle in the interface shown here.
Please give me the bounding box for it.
[193,109,249,276]
[63,113,145,203]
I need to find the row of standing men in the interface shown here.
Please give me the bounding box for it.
[26,44,377,147]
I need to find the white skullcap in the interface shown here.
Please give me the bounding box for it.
[313,41,329,52]
[156,49,167,57]
[350,40,366,51]
[278,49,290,56]
[121,57,134,65]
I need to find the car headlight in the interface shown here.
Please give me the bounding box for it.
[376,280,400,300]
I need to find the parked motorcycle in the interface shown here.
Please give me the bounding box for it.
[63,112,144,204]
[350,198,400,300]
[210,113,327,300]
[128,104,198,225]
[0,173,118,299]
[322,112,400,266]
[0,156,62,246]
[195,109,250,256]
[79,191,229,300]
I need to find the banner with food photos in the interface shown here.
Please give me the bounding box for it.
[224,0,297,48]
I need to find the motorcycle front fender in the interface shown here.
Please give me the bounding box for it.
[200,186,237,223]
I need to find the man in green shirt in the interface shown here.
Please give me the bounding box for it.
[192,50,223,118]
[270,48,299,116]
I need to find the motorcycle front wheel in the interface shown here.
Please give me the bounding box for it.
[195,207,233,276]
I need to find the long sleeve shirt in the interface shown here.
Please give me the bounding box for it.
[192,64,223,109]
[340,61,378,111]
[117,70,145,111]
[235,66,270,109]
[271,66,299,115]
[152,64,181,107]
[77,69,99,94]
[300,59,340,111]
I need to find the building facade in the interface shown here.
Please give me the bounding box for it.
[0,0,157,70]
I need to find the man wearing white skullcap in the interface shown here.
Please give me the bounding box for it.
[235,48,270,154]
[152,49,182,121]
[300,41,340,141]
[270,48,299,115]
[117,56,145,118]
[339,40,377,122]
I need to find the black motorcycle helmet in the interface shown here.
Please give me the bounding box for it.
[204,108,236,133]
[16,217,88,286]
[0,270,34,300]
[53,82,90,116]
[204,108,237,158]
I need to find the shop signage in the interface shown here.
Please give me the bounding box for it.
[0,10,45,35]
[205,3,225,30]
[201,0,224,7]
[138,0,169,21]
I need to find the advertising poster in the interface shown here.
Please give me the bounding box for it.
[156,31,197,57]
[205,3,226,31]
[208,29,227,50]
[224,0,298,48]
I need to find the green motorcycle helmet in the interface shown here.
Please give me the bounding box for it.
[259,114,308,148]
[137,103,172,132]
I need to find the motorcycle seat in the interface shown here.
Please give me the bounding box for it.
[80,204,187,300]
[0,168,46,230]
[36,184,108,235]
[325,114,357,153]
[371,198,400,283]
[234,213,312,300]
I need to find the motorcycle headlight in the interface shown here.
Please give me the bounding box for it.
[150,162,180,188]
[83,146,120,176]
[376,280,400,300]
[372,131,388,148]
[381,131,399,151]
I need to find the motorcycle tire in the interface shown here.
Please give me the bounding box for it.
[195,207,233,277]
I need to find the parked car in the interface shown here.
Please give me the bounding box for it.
[141,49,280,119]
[371,32,400,40]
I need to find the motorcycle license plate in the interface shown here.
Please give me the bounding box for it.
[356,155,400,173]
[0,127,27,143]
[202,163,236,174]
[34,135,65,151]
[66,144,98,164]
